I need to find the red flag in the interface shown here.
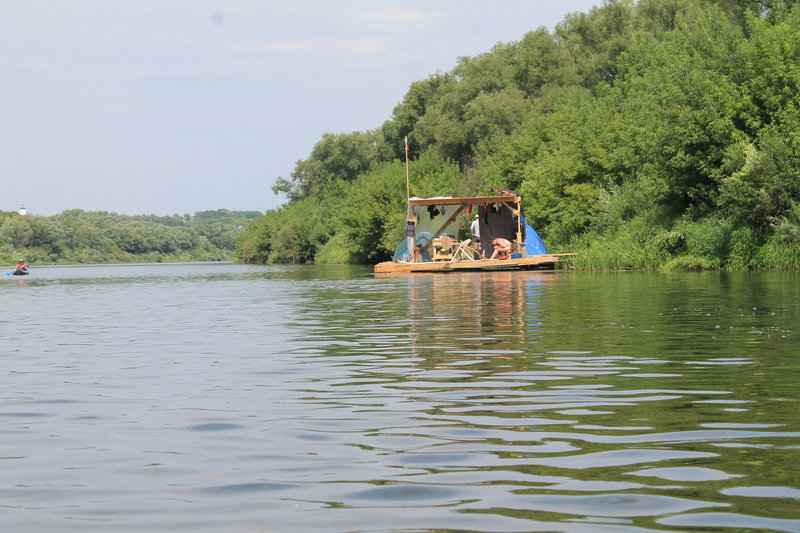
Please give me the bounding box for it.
[404,137,409,152]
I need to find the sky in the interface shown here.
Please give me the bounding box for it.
[2,0,600,216]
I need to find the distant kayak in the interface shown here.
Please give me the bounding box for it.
[12,268,29,276]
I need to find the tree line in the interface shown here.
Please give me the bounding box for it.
[238,0,800,270]
[1,209,261,265]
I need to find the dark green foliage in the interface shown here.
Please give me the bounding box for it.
[336,163,408,264]
[236,196,339,264]
[381,75,451,160]
[271,130,386,201]
[240,0,800,270]
[555,0,637,87]
[0,210,260,265]
[336,155,461,264]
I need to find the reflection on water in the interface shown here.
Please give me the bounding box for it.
[0,264,799,532]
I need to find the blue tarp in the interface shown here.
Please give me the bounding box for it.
[393,232,433,261]
[524,223,548,255]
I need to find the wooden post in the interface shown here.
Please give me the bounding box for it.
[404,137,411,201]
[404,137,416,261]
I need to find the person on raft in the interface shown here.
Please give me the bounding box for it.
[490,238,512,260]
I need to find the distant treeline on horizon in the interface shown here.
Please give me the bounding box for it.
[0,209,262,265]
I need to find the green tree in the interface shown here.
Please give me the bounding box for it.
[272,130,384,201]
[238,0,800,269]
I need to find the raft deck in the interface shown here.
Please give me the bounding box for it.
[374,253,571,274]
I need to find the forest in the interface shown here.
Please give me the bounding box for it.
[0,209,261,265]
[237,0,800,270]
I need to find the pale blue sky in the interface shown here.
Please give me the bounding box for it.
[2,0,600,216]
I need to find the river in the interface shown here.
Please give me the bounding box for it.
[1,263,799,532]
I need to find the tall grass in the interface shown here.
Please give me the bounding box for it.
[315,233,356,264]
[755,203,800,269]
[566,219,668,270]
[562,215,796,271]
[660,255,720,271]
[755,242,800,269]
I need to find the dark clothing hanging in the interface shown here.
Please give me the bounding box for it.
[478,203,517,254]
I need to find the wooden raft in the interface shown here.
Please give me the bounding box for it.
[374,254,568,274]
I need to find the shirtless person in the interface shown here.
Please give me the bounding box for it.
[490,238,512,260]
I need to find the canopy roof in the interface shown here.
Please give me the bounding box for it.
[408,194,519,206]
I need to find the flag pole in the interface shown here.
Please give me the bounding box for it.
[404,136,411,201]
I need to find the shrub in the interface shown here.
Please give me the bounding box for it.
[661,254,720,271]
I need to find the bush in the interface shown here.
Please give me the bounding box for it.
[568,216,665,270]
[755,241,800,270]
[314,233,355,264]
[661,254,720,271]
[727,226,758,269]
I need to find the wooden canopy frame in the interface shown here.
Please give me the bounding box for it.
[409,195,523,258]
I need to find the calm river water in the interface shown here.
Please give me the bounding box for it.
[1,263,799,532]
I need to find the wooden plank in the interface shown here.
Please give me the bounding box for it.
[374,254,561,274]
[408,195,519,206]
